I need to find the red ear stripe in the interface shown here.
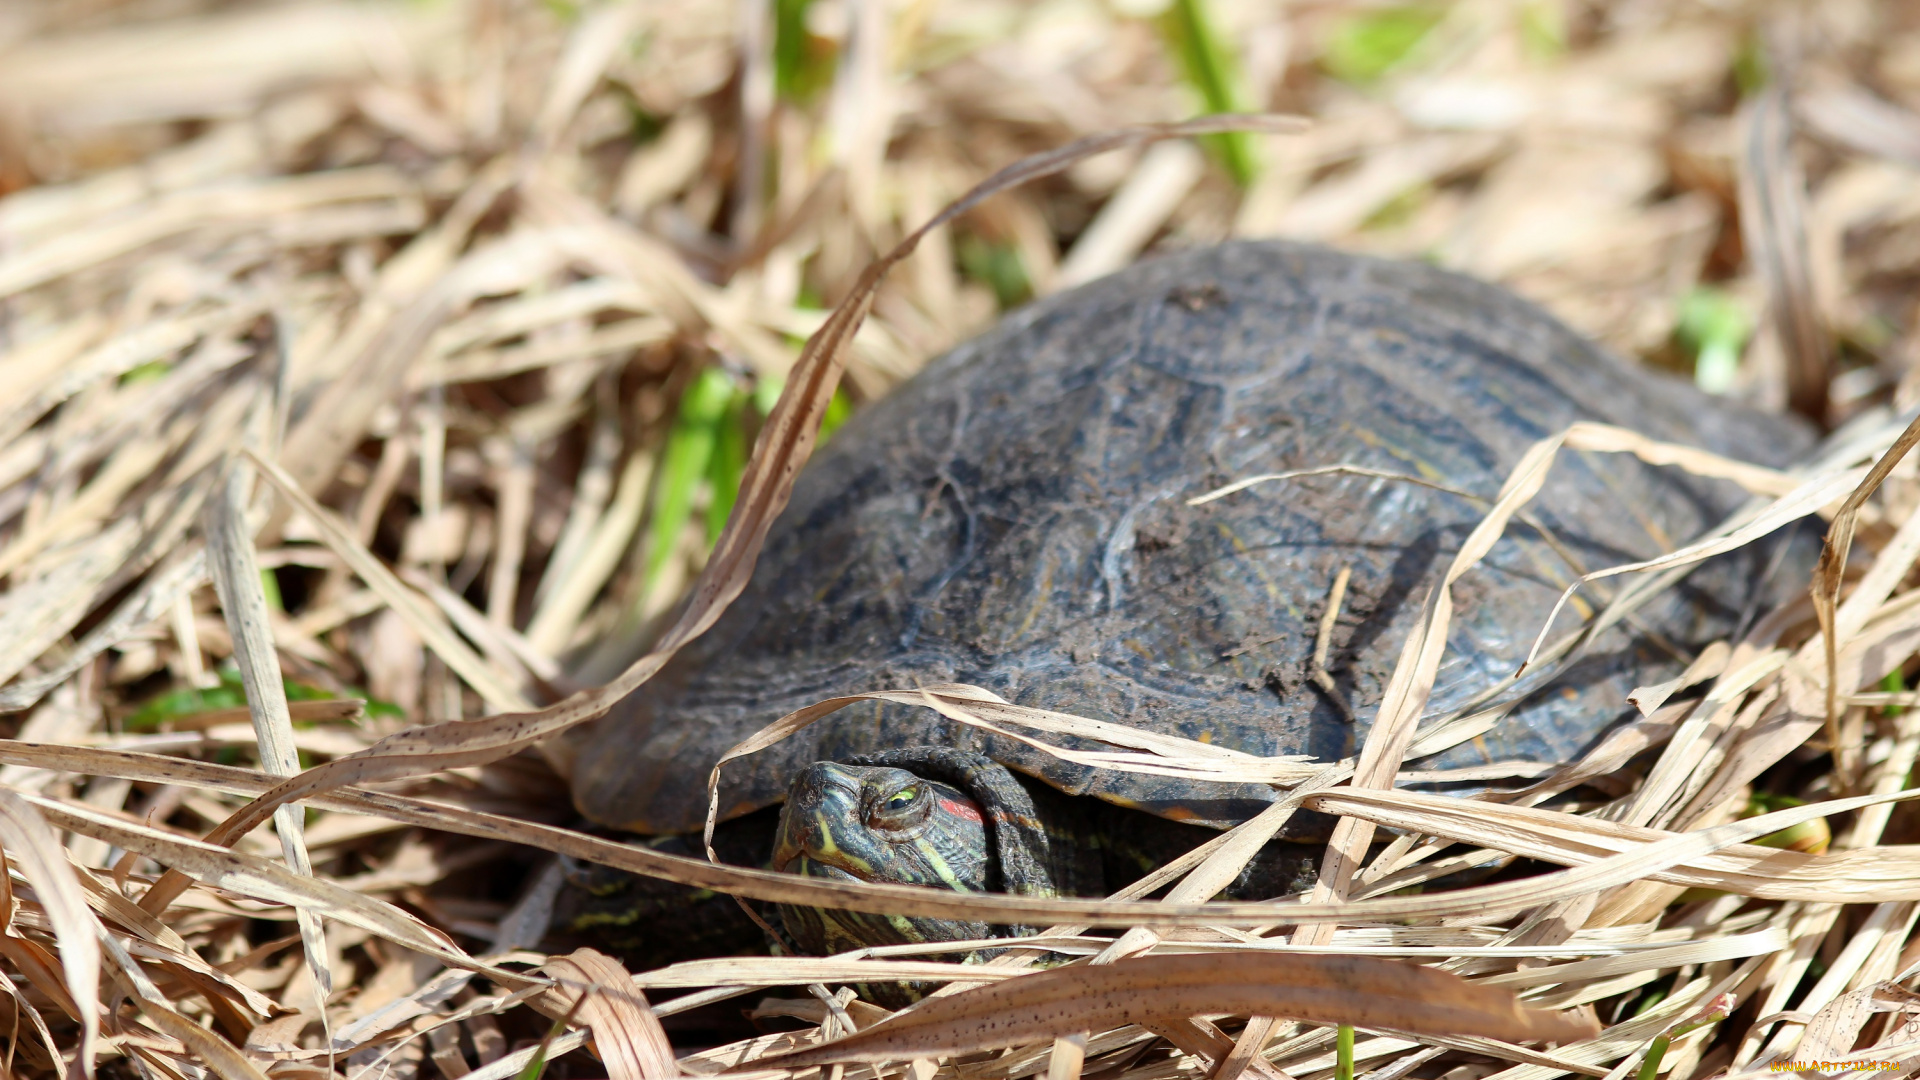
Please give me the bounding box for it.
[937,796,985,824]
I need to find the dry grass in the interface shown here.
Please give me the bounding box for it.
[7,1,1920,1079]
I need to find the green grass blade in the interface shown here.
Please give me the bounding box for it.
[1519,1,1566,58]
[124,670,378,731]
[1158,0,1258,185]
[518,994,590,1080]
[1635,1034,1672,1080]
[821,386,852,440]
[517,1033,556,1080]
[1321,6,1442,85]
[693,374,853,554]
[258,568,283,612]
[120,360,171,386]
[1637,995,1732,1080]
[646,367,737,591]
[1742,791,1830,854]
[1677,287,1751,395]
[775,0,835,102]
[752,376,852,438]
[706,389,750,546]
[754,373,785,418]
[957,235,1032,311]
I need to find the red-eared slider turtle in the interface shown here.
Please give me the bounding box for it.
[553,241,1815,963]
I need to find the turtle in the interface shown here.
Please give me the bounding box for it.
[550,240,1817,967]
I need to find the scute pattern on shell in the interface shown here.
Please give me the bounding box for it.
[566,241,1817,835]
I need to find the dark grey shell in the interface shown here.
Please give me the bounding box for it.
[565,241,1815,835]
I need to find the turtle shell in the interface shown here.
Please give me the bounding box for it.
[563,241,1816,836]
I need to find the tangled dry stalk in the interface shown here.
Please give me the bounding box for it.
[9,1,1920,1080]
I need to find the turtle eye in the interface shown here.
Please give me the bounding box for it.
[867,783,928,831]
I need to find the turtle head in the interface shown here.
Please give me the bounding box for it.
[772,761,995,953]
[773,762,993,891]
[771,749,1057,955]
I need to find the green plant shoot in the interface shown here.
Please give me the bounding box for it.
[957,234,1032,310]
[706,387,749,545]
[646,366,737,591]
[1677,287,1751,395]
[775,0,836,103]
[1322,6,1443,85]
[1158,0,1259,185]
[1636,993,1734,1080]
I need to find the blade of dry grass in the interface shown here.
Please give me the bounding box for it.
[736,954,1598,1070]
[530,949,675,1080]
[1810,410,1920,789]
[1739,85,1829,420]
[0,791,100,1079]
[199,462,334,1038]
